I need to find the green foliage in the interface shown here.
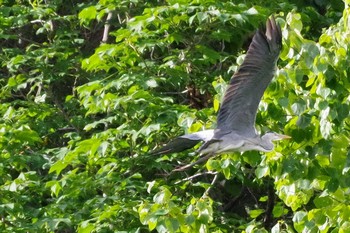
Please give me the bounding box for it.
[0,0,349,232]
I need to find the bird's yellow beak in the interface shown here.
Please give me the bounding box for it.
[279,134,291,139]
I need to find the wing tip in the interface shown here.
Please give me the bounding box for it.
[254,15,282,53]
[265,15,282,49]
[150,136,202,155]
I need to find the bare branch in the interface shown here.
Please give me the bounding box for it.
[173,153,216,172]
[102,11,113,43]
[202,173,218,198]
[175,171,217,184]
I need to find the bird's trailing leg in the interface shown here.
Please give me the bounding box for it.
[173,153,215,172]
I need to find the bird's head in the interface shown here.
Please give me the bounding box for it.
[252,132,290,152]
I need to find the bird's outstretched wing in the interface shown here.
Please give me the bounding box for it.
[215,17,282,137]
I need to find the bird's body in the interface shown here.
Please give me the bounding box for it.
[198,131,287,155]
[151,17,289,169]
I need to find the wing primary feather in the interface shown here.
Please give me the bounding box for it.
[150,137,201,155]
[215,16,282,135]
[150,130,214,155]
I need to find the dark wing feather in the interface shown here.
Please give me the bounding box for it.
[150,130,214,155]
[150,137,201,155]
[216,17,282,137]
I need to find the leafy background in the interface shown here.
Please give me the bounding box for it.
[0,0,349,232]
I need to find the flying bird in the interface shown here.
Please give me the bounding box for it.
[151,17,289,170]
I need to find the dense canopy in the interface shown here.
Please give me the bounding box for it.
[0,0,349,232]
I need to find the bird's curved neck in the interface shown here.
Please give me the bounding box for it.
[260,134,274,152]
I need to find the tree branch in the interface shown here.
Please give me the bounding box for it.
[264,179,275,229]
[173,153,216,172]
[102,11,113,43]
[175,171,217,184]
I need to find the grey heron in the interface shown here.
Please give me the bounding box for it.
[151,17,290,170]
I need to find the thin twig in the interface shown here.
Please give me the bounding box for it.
[172,153,215,172]
[246,186,258,205]
[223,187,245,211]
[175,171,217,184]
[202,173,218,198]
